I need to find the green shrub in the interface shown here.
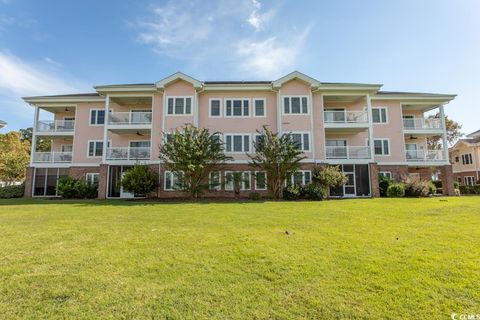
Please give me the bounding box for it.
[386,183,405,197]
[453,181,460,189]
[303,183,324,200]
[432,180,442,189]
[378,175,392,197]
[283,185,302,200]
[121,165,158,197]
[427,181,437,195]
[57,176,98,199]
[248,192,262,200]
[402,177,430,197]
[459,184,480,195]
[0,184,24,198]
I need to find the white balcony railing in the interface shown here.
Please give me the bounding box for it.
[108,112,152,125]
[324,111,368,124]
[33,152,73,163]
[403,118,443,130]
[325,146,371,159]
[405,150,445,162]
[36,120,75,133]
[106,147,151,160]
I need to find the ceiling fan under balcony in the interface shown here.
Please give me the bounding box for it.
[136,131,144,136]
[409,135,418,140]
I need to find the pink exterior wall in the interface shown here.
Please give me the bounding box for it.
[163,80,195,131]
[312,93,325,160]
[72,102,105,164]
[151,92,164,161]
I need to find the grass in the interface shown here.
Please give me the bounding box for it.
[0,197,479,319]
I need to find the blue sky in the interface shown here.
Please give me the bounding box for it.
[0,0,479,136]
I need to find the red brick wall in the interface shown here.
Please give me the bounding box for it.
[408,167,433,181]
[453,171,480,185]
[370,163,380,197]
[23,167,34,198]
[378,165,409,182]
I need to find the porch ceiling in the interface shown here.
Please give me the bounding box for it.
[110,96,152,106]
[323,95,365,103]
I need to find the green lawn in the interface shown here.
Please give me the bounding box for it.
[0,198,479,319]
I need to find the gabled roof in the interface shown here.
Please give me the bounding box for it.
[272,71,321,88]
[155,72,202,89]
[23,93,105,104]
[466,129,480,139]
[0,120,7,129]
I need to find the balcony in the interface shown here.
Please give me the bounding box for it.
[106,147,151,161]
[36,120,75,135]
[325,146,371,160]
[324,111,369,131]
[107,112,152,134]
[405,150,445,162]
[33,152,73,163]
[403,118,443,135]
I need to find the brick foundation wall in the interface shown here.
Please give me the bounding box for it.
[23,167,34,198]
[440,165,455,196]
[68,166,101,180]
[97,164,108,199]
[453,171,480,184]
[408,167,433,181]
[378,165,409,182]
[369,163,380,197]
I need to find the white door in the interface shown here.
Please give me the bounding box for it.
[403,115,415,129]
[342,165,356,197]
[405,143,418,159]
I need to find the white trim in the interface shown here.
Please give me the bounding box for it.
[379,171,393,180]
[254,171,267,190]
[209,171,221,191]
[252,98,267,118]
[223,133,252,154]
[89,108,106,126]
[165,96,194,116]
[464,176,476,186]
[224,171,251,191]
[273,71,321,88]
[285,170,312,186]
[85,172,100,184]
[224,98,251,118]
[283,131,312,152]
[209,98,223,118]
[371,106,388,124]
[163,170,183,191]
[156,72,202,89]
[88,140,110,158]
[281,95,310,115]
[373,138,391,156]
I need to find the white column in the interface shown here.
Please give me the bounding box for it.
[102,94,110,163]
[30,106,39,165]
[439,104,449,161]
[277,88,282,133]
[194,91,199,127]
[366,94,375,160]
[309,88,315,162]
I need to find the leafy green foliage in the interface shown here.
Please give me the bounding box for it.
[0,184,24,198]
[0,131,30,185]
[386,183,405,197]
[19,127,51,152]
[248,126,306,199]
[379,175,393,197]
[121,165,158,196]
[248,192,262,200]
[402,177,430,197]
[302,183,325,200]
[426,114,463,148]
[427,181,437,195]
[312,165,348,197]
[57,176,98,199]
[282,184,302,200]
[459,184,480,195]
[159,125,231,198]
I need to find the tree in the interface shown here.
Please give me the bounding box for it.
[426,114,463,149]
[19,127,51,152]
[0,131,31,185]
[248,126,307,199]
[225,172,248,198]
[312,165,348,198]
[159,125,231,198]
[121,165,159,197]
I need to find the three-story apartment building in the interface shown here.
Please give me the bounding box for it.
[449,130,480,185]
[22,71,456,198]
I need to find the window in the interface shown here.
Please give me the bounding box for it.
[372,108,387,123]
[462,154,473,165]
[61,145,73,152]
[86,173,99,184]
[210,99,221,117]
[90,109,105,125]
[254,99,266,117]
[225,171,251,190]
[464,176,475,186]
[285,132,310,151]
[88,140,104,157]
[253,134,265,151]
[373,139,390,156]
[283,96,308,114]
[224,134,250,153]
[225,99,249,117]
[209,171,221,191]
[167,97,192,115]
[286,170,311,186]
[164,171,183,190]
[33,168,69,196]
[379,171,392,180]
[255,171,267,190]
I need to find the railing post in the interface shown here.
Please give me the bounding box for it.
[102,95,110,163]
[439,104,449,161]
[366,94,374,161]
[30,106,39,166]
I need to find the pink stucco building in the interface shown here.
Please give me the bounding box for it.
[22,71,456,198]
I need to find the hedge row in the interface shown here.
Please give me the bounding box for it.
[459,184,480,195]
[0,185,24,198]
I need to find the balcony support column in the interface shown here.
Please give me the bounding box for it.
[366,94,374,160]
[30,106,39,165]
[102,94,110,163]
[439,104,449,161]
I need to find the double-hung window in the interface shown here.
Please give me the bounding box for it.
[225,99,249,117]
[283,96,308,115]
[462,154,473,165]
[225,171,251,190]
[253,99,266,117]
[164,171,183,190]
[464,176,475,186]
[286,170,312,186]
[167,97,192,115]
[210,99,222,117]
[90,109,105,125]
[285,132,310,152]
[224,134,250,153]
[372,108,387,123]
[373,139,390,156]
[86,173,99,184]
[253,134,265,151]
[255,171,267,190]
[209,171,221,191]
[88,140,105,157]
[379,171,392,180]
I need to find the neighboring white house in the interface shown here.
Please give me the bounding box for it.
[0,120,6,129]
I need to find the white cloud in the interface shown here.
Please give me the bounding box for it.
[247,0,274,31]
[235,27,310,78]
